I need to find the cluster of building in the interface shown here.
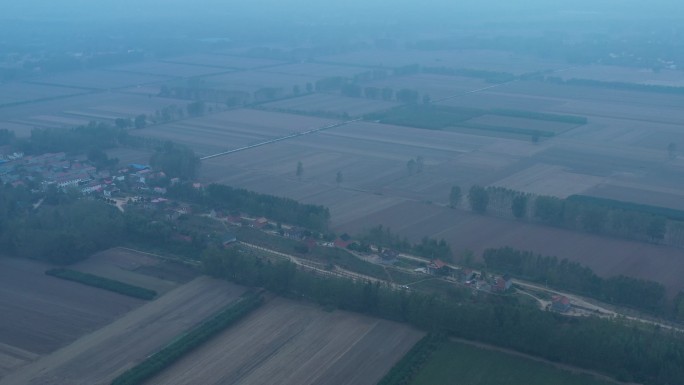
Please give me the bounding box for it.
[0,152,112,194]
[0,151,190,202]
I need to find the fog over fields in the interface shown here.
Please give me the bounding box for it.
[2,1,684,385]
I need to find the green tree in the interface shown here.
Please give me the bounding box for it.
[150,141,200,180]
[406,159,417,175]
[134,114,147,129]
[668,142,677,159]
[646,216,667,241]
[186,101,206,117]
[396,89,419,104]
[468,185,489,214]
[511,195,527,218]
[0,129,15,145]
[296,161,304,179]
[449,185,461,208]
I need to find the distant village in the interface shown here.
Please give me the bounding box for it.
[0,150,574,314]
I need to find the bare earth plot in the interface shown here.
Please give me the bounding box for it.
[0,82,86,105]
[0,92,188,127]
[30,69,168,90]
[107,61,230,78]
[0,258,143,378]
[200,71,319,94]
[491,163,605,198]
[135,109,340,157]
[147,297,424,385]
[261,93,399,116]
[319,49,566,74]
[334,200,684,295]
[464,115,578,135]
[363,73,491,100]
[260,62,370,78]
[200,120,500,202]
[558,65,684,87]
[0,276,246,385]
[70,248,199,295]
[163,54,285,69]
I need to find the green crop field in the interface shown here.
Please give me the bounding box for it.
[409,341,614,385]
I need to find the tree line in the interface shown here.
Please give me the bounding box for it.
[204,245,684,385]
[482,247,674,316]
[358,224,453,261]
[168,182,331,232]
[111,291,263,385]
[365,104,586,136]
[462,186,670,243]
[45,268,157,300]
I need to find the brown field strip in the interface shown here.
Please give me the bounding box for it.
[147,297,424,385]
[0,277,245,385]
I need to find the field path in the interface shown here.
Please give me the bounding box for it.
[0,277,245,385]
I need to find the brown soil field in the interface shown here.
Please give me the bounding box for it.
[163,54,285,69]
[195,112,684,294]
[200,70,319,94]
[334,200,684,296]
[135,109,339,157]
[33,69,168,90]
[70,248,199,295]
[558,65,684,87]
[0,92,188,126]
[465,114,577,135]
[108,61,230,77]
[261,62,371,78]
[320,49,566,74]
[0,276,246,385]
[363,73,491,100]
[491,163,605,198]
[0,82,86,105]
[0,258,144,377]
[261,93,399,116]
[146,297,424,385]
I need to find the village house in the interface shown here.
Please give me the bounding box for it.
[551,295,571,313]
[493,274,513,292]
[222,232,238,247]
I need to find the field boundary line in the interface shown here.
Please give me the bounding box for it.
[200,118,361,160]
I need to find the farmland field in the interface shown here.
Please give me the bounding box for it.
[146,297,424,385]
[557,65,684,87]
[163,54,285,69]
[319,49,567,74]
[335,200,684,295]
[0,92,194,127]
[0,82,86,106]
[135,108,340,157]
[198,70,319,94]
[261,93,399,116]
[69,247,199,295]
[409,340,614,385]
[0,257,144,378]
[108,61,230,77]
[30,69,168,90]
[260,62,371,78]
[0,276,246,385]
[362,73,493,100]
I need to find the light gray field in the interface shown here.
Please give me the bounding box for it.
[147,297,424,385]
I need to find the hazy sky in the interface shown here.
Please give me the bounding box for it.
[4,0,684,22]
